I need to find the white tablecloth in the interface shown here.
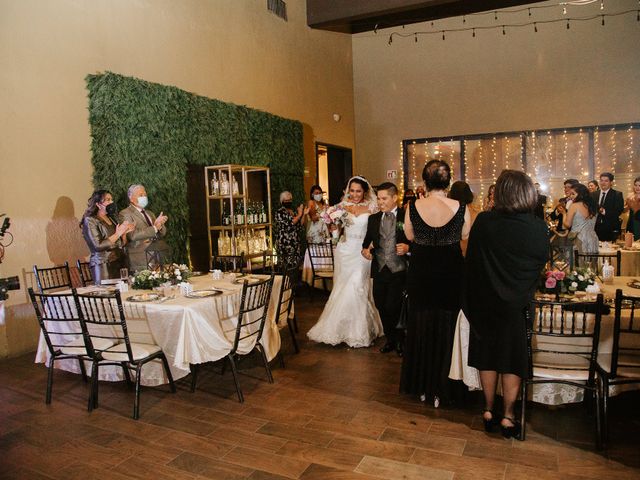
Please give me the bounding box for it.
[35,275,284,386]
[599,247,640,276]
[449,277,640,405]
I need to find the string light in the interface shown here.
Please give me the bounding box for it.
[562,130,569,179]
[448,139,456,180]
[491,136,498,181]
[530,131,538,178]
[464,139,469,180]
[505,136,511,170]
[611,127,618,174]
[383,9,637,45]
[578,129,587,181]
[546,131,554,178]
[399,141,404,193]
[595,127,601,175]
[519,134,525,172]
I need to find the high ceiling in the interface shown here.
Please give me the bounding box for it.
[307,0,546,33]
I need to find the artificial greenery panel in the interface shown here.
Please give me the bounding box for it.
[86,72,305,262]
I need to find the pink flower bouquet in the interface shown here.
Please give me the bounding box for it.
[321,205,348,226]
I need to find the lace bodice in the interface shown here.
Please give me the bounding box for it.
[409,201,466,246]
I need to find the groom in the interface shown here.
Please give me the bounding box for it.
[361,182,410,356]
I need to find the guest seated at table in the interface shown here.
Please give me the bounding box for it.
[564,183,599,254]
[276,191,307,270]
[80,189,134,284]
[448,181,478,256]
[625,176,640,241]
[482,184,495,212]
[465,170,548,438]
[305,185,329,243]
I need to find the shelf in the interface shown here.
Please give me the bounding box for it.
[210,224,271,231]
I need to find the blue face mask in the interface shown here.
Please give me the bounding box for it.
[137,196,149,209]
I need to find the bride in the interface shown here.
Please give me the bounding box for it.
[307,176,383,347]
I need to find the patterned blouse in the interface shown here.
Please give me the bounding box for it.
[275,207,302,268]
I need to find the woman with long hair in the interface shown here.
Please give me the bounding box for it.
[483,184,496,211]
[305,184,329,243]
[465,170,549,438]
[564,183,599,254]
[448,181,478,256]
[80,190,133,283]
[307,176,383,347]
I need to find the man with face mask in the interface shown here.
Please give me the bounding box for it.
[119,184,170,272]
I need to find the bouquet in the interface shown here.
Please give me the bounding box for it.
[132,263,192,290]
[543,267,597,294]
[321,204,349,226]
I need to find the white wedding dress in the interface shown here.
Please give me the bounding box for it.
[307,212,383,347]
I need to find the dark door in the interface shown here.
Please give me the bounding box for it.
[185,164,209,272]
[318,144,352,206]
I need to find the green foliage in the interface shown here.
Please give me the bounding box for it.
[86,72,305,263]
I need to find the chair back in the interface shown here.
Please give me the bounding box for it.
[274,267,296,328]
[527,294,604,383]
[28,287,82,356]
[76,260,94,287]
[75,290,133,362]
[212,254,246,273]
[231,274,274,354]
[307,242,334,276]
[33,262,72,293]
[574,250,621,276]
[611,289,640,378]
[260,250,280,274]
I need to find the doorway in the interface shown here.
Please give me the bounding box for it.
[316,143,353,206]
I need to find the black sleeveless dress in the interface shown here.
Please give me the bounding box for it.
[400,201,466,403]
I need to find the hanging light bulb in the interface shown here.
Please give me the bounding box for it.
[566,19,570,29]
[463,15,466,24]
[388,35,393,45]
[502,25,506,35]
[534,22,538,32]
[472,28,476,37]
[600,0,604,10]
[494,11,498,20]
[414,33,418,43]
[601,15,605,25]
[528,8,531,16]
[563,5,567,15]
[374,23,378,34]
[442,31,446,40]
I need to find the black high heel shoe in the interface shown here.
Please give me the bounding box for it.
[500,416,522,439]
[482,410,499,433]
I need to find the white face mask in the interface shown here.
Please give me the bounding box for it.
[313,194,323,202]
[137,196,149,209]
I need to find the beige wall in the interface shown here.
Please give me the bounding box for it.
[0,0,355,357]
[352,0,640,186]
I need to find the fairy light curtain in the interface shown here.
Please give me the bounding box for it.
[402,123,639,206]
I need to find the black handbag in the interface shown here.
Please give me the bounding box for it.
[396,290,409,330]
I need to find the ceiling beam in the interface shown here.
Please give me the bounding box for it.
[307,0,546,33]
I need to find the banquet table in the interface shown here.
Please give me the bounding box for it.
[449,276,640,405]
[599,244,640,276]
[34,274,286,386]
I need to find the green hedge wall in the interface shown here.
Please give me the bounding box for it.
[86,72,305,263]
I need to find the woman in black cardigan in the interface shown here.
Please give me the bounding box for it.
[464,170,549,438]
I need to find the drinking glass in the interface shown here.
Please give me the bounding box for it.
[120,268,129,282]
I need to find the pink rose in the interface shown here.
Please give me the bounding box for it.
[553,271,565,280]
[545,277,557,289]
[546,271,554,278]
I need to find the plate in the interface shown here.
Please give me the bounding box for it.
[185,289,223,298]
[127,293,160,302]
[232,275,263,284]
[627,280,640,290]
[85,289,116,297]
[190,271,205,277]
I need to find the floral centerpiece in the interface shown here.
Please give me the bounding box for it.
[132,263,191,290]
[543,267,598,294]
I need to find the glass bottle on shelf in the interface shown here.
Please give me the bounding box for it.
[210,172,219,196]
[220,172,229,195]
[235,200,244,224]
[260,203,267,223]
[222,202,230,225]
[232,175,239,195]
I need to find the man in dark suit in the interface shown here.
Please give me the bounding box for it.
[592,172,624,242]
[361,182,410,356]
[119,184,169,272]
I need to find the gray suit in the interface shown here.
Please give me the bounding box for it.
[119,205,169,272]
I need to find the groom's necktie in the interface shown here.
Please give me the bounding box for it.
[599,191,607,208]
[383,212,394,234]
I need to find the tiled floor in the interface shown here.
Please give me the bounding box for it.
[1,292,639,479]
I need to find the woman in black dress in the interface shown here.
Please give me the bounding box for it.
[275,191,306,269]
[465,170,549,438]
[400,160,471,407]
